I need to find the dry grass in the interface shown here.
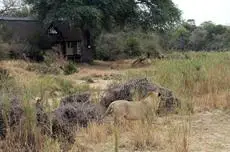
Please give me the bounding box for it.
[128,123,162,151]
[193,91,230,111]
[167,118,191,152]
[78,122,113,144]
[1,51,230,152]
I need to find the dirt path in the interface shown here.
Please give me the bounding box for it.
[190,110,230,152]
[90,110,230,152]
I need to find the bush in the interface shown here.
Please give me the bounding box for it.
[25,50,68,75]
[0,45,9,60]
[26,63,61,75]
[0,68,16,92]
[0,68,11,90]
[124,37,142,57]
[95,30,164,60]
[96,32,125,61]
[63,62,78,75]
[3,43,44,62]
[22,43,44,62]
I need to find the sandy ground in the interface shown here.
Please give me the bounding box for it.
[189,110,230,152]
[90,110,230,152]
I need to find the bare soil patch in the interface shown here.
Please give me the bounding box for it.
[87,110,230,152]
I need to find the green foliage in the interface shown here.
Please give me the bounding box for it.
[25,0,181,61]
[124,37,141,57]
[25,0,181,32]
[95,32,125,60]
[167,20,230,51]
[63,62,78,75]
[168,25,191,50]
[96,30,164,60]
[189,28,208,50]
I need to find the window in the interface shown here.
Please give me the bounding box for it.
[48,27,58,35]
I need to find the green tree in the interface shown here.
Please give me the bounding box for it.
[170,25,190,50]
[25,0,181,62]
[200,21,229,50]
[189,28,208,51]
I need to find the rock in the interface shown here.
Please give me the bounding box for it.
[100,78,181,115]
[100,78,158,108]
[60,92,91,106]
[156,87,181,116]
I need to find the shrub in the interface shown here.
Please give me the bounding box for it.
[96,32,125,61]
[96,30,164,60]
[22,43,44,62]
[0,68,17,92]
[0,45,9,60]
[0,68,10,81]
[63,62,78,75]
[26,63,61,75]
[124,37,142,57]
[5,43,44,62]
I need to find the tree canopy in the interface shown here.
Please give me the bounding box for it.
[25,0,181,32]
[167,20,230,51]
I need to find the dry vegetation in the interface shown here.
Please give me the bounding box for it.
[0,51,230,152]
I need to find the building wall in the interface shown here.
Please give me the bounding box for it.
[0,20,43,42]
[0,18,92,62]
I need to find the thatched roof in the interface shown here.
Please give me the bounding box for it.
[0,16,43,41]
[0,16,37,21]
[47,22,82,42]
[0,17,82,42]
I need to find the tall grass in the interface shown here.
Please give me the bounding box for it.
[0,51,230,151]
[0,69,90,151]
[168,119,191,152]
[0,76,61,151]
[123,51,230,110]
[155,52,230,93]
[129,122,161,151]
